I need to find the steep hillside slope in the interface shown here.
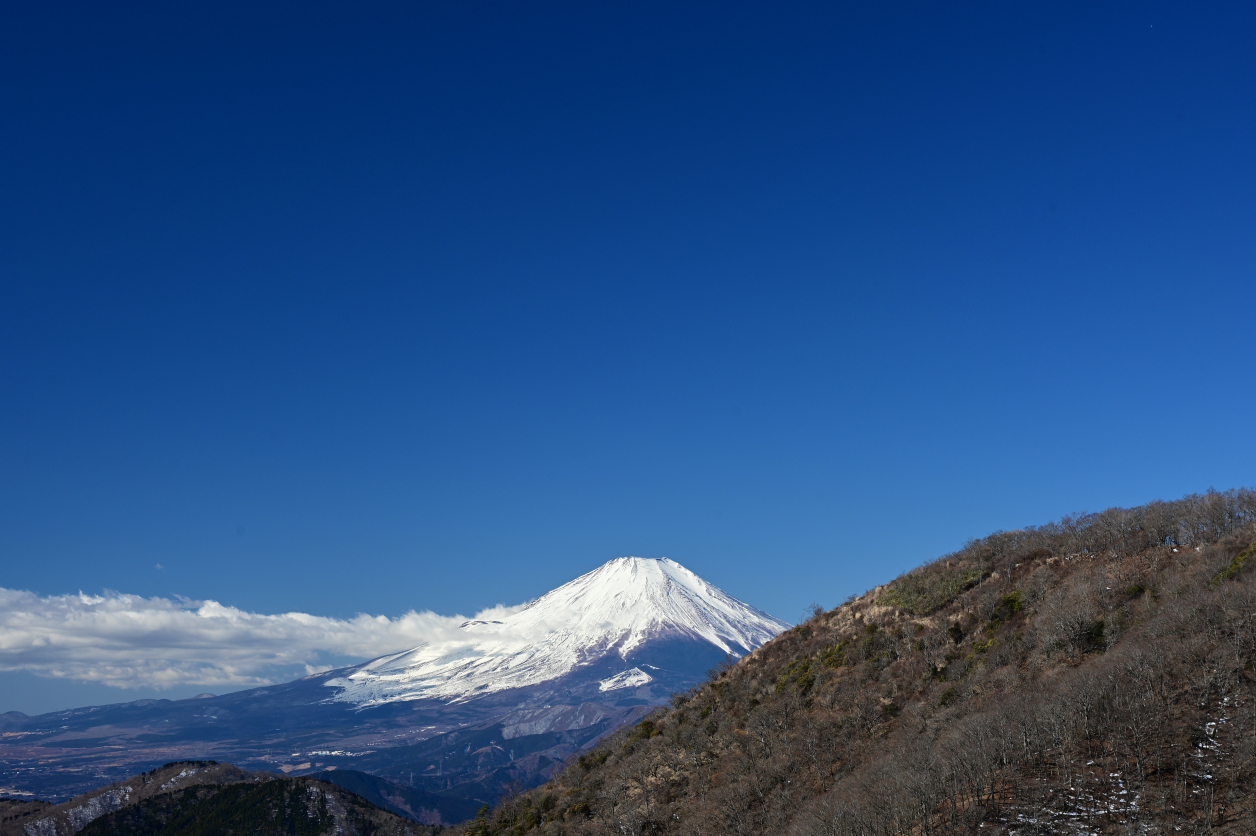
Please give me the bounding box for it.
[0,761,442,836]
[471,489,1256,835]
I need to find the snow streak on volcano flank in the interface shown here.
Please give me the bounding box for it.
[326,557,789,706]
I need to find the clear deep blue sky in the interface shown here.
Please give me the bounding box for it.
[2,2,1255,708]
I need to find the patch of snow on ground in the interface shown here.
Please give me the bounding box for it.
[599,667,654,692]
[159,768,200,792]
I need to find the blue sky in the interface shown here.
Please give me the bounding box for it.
[2,1,1255,714]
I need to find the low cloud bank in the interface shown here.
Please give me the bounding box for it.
[0,588,521,690]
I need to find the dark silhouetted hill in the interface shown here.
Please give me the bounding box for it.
[0,761,448,836]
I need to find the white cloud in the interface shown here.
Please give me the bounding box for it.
[0,587,522,690]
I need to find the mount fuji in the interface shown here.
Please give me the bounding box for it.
[329,557,785,707]
[0,558,787,818]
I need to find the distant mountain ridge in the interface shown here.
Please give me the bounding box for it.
[0,558,787,811]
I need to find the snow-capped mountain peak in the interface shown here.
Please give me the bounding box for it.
[325,557,788,707]
[508,556,785,656]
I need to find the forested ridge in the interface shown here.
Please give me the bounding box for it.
[0,761,445,836]
[74,778,439,836]
[468,489,1256,835]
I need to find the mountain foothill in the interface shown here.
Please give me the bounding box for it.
[3,489,1255,835]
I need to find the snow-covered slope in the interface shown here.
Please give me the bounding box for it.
[326,557,788,706]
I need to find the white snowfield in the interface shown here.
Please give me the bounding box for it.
[325,557,788,706]
[598,667,653,692]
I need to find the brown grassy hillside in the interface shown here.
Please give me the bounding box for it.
[467,489,1256,835]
